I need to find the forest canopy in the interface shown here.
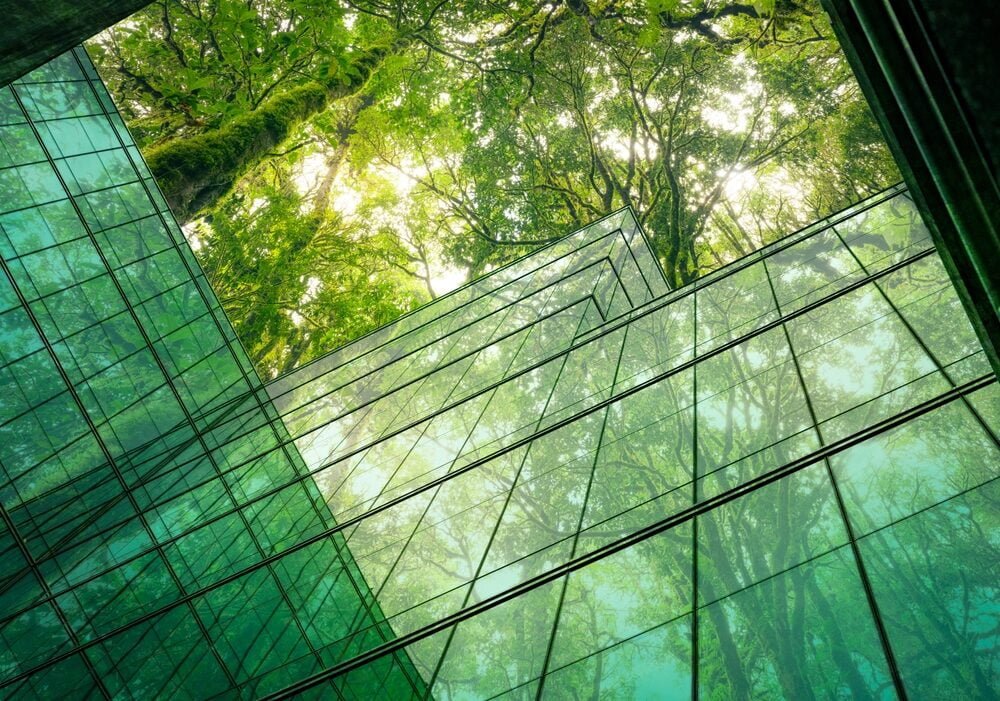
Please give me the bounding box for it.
[87,0,899,377]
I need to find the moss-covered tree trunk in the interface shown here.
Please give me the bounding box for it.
[146,46,392,223]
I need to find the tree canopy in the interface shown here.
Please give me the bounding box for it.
[88,0,899,376]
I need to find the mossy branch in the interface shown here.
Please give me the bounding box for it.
[146,46,389,223]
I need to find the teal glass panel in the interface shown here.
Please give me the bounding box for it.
[697,547,896,700]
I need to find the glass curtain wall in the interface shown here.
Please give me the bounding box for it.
[0,48,422,699]
[0,48,997,701]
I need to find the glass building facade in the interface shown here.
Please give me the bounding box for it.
[0,47,997,700]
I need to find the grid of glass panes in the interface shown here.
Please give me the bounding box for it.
[0,47,996,701]
[247,184,997,701]
[0,48,421,700]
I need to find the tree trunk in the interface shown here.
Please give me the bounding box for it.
[146,46,392,223]
[311,94,374,218]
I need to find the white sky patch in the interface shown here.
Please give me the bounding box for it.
[601,131,632,160]
[430,265,466,296]
[248,197,268,216]
[182,221,204,251]
[293,151,327,196]
[600,130,658,161]
[332,188,362,216]
[702,106,745,132]
[301,276,321,302]
[384,159,418,197]
[721,167,756,200]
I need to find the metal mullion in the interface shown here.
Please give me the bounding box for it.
[255,372,994,700]
[436,299,598,422]
[6,81,244,693]
[9,464,134,563]
[265,176,900,403]
[70,49,287,453]
[477,272,597,350]
[699,471,1000,612]
[4,399,221,540]
[265,225,629,396]
[336,322,525,651]
[5,367,990,696]
[0,305,226,433]
[421,294,598,698]
[622,206,672,292]
[584,293,607,325]
[0,366,239,486]
[339,266,565,532]
[0,248,938,630]
[0,232,93,275]
[264,224,622,398]
[282,289,596,434]
[0,347,964,641]
[39,428,223,562]
[24,275,211,349]
[48,142,138,162]
[221,260,604,441]
[199,186,913,433]
[0,500,113,699]
[334,276,564,539]
[44,171,144,201]
[321,329,492,546]
[0,194,70,218]
[0,154,57,171]
[289,325,474,483]
[321,273,554,432]
[585,256,614,320]
[266,255,616,423]
[13,75,91,86]
[5,255,109,306]
[761,256,908,699]
[45,246,918,574]
[11,109,106,124]
[234,296,597,470]
[616,225,656,301]
[362,271,569,542]
[376,293,591,519]
[600,253,636,313]
[280,313,529,689]
[674,183,908,296]
[63,541,165,636]
[603,239,642,309]
[20,274,212,355]
[830,225,1000,450]
[30,58,320,685]
[534,321,629,700]
[9,338,966,633]
[68,53,341,675]
[0,210,177,271]
[691,284,699,701]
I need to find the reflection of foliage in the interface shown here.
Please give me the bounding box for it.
[290,197,997,699]
[90,0,900,372]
